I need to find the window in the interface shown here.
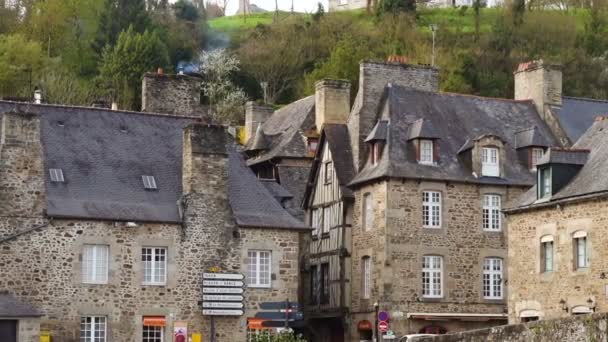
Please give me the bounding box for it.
[324,161,333,184]
[482,195,501,231]
[310,265,318,304]
[307,138,319,155]
[422,191,441,228]
[80,316,106,342]
[483,258,503,299]
[311,208,322,236]
[256,167,274,180]
[573,231,588,269]
[49,168,65,183]
[322,206,331,234]
[541,235,554,273]
[82,245,109,284]
[422,255,442,298]
[362,257,371,299]
[481,147,499,177]
[247,250,271,288]
[363,193,373,231]
[531,148,544,170]
[538,167,552,198]
[142,247,167,285]
[371,143,383,166]
[419,139,434,164]
[142,175,157,190]
[142,324,163,342]
[320,263,330,304]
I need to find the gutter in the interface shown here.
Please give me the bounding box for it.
[504,190,608,214]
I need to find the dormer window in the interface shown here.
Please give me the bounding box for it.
[49,168,65,183]
[538,167,551,199]
[481,147,499,177]
[371,142,383,166]
[142,175,157,190]
[531,148,544,170]
[419,139,434,165]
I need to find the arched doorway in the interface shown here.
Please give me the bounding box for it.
[419,325,447,334]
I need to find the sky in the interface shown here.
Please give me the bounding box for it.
[224,0,329,15]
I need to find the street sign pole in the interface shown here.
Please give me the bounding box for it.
[210,316,215,342]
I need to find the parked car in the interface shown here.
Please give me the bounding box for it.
[398,334,437,341]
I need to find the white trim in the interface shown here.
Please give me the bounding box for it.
[572,305,593,314]
[481,147,500,177]
[422,255,443,298]
[482,194,501,231]
[142,247,167,285]
[540,235,554,243]
[422,191,441,228]
[246,250,271,288]
[573,231,587,238]
[419,139,434,164]
[519,309,541,318]
[483,257,503,299]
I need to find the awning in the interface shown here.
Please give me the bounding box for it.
[407,312,507,322]
[248,318,271,330]
[143,316,166,327]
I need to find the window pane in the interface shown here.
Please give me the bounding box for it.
[483,258,502,299]
[247,250,271,287]
[422,256,442,297]
[82,245,109,284]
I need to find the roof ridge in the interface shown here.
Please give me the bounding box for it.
[563,95,608,103]
[387,84,535,104]
[0,100,201,120]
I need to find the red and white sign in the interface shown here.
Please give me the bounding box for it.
[378,321,389,332]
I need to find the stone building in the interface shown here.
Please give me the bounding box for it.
[505,117,608,323]
[299,59,565,341]
[0,73,307,342]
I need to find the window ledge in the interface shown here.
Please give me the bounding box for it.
[142,283,167,286]
[483,229,502,233]
[420,296,444,302]
[82,281,109,285]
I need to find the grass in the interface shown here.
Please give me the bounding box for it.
[208,12,298,32]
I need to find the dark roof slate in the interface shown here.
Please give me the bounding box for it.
[537,148,589,166]
[365,120,389,142]
[246,125,270,151]
[407,118,440,140]
[247,96,315,166]
[554,96,608,142]
[515,126,550,149]
[0,293,43,317]
[260,179,294,200]
[350,86,559,186]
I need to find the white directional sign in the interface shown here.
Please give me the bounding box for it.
[203,273,244,280]
[203,302,244,309]
[203,309,244,316]
[203,280,244,287]
[203,287,244,294]
[203,295,244,301]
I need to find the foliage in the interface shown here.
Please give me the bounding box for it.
[249,331,307,342]
[200,49,248,124]
[0,34,46,98]
[173,0,201,22]
[93,0,151,55]
[98,26,170,110]
[376,0,416,16]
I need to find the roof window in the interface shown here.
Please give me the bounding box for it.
[49,168,65,183]
[142,175,157,190]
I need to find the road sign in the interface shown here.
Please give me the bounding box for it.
[203,309,244,316]
[203,280,244,287]
[378,311,390,322]
[203,302,244,309]
[261,320,306,328]
[383,330,396,340]
[254,311,303,321]
[202,287,243,294]
[203,295,243,301]
[378,321,389,332]
[259,302,301,310]
[203,273,244,280]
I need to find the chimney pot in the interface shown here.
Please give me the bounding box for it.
[245,102,274,143]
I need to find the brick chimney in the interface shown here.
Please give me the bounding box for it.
[348,59,440,171]
[245,102,273,143]
[141,70,203,117]
[315,79,351,131]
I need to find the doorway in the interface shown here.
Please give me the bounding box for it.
[0,320,17,342]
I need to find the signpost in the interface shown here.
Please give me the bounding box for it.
[202,272,246,342]
[255,300,304,329]
[378,321,389,333]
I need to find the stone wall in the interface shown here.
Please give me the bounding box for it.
[141,73,204,117]
[417,312,608,342]
[507,196,608,323]
[349,179,526,338]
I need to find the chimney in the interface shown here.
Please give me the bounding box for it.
[111,102,118,111]
[245,101,273,143]
[33,89,43,104]
[315,79,351,131]
[514,59,563,118]
[348,60,440,171]
[141,72,203,117]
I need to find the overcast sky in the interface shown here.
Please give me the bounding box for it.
[224,0,329,15]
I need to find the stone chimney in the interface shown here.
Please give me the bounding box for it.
[141,71,203,117]
[348,59,440,171]
[514,60,569,146]
[315,79,351,131]
[245,102,273,143]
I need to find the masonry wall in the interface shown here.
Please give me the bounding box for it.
[349,179,526,338]
[141,73,204,117]
[417,312,608,342]
[507,197,608,323]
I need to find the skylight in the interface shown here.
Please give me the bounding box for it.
[49,169,65,183]
[142,175,157,190]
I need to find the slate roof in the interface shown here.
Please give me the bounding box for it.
[365,120,389,142]
[260,179,294,200]
[407,118,441,140]
[349,85,559,186]
[514,126,550,149]
[508,118,608,210]
[246,96,315,166]
[246,125,270,151]
[537,148,589,166]
[0,293,43,317]
[553,96,608,143]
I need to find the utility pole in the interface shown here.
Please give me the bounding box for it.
[274,0,279,22]
[430,24,438,67]
[291,0,294,13]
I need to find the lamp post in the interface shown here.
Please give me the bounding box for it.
[373,302,379,342]
[430,24,438,67]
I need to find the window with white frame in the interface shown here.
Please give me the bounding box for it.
[363,193,373,231]
[311,208,322,236]
[247,250,271,288]
[419,139,434,164]
[422,191,441,228]
[482,195,501,231]
[541,235,554,273]
[142,325,163,342]
[483,258,503,299]
[324,161,333,184]
[82,245,109,284]
[531,148,544,170]
[481,147,500,177]
[322,206,331,234]
[142,247,167,285]
[362,256,371,299]
[422,255,443,298]
[539,167,552,198]
[80,316,107,342]
[573,231,588,269]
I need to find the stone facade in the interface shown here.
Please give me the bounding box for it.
[0,111,303,341]
[349,179,526,338]
[141,73,205,118]
[506,196,608,323]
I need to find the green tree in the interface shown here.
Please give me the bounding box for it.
[376,0,416,16]
[173,0,199,21]
[0,34,46,98]
[93,0,151,55]
[98,26,170,110]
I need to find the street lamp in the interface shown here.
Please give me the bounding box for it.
[373,302,379,342]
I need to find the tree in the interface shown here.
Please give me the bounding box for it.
[200,49,248,124]
[0,34,46,98]
[93,0,151,55]
[173,0,199,21]
[376,0,416,16]
[98,26,170,110]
